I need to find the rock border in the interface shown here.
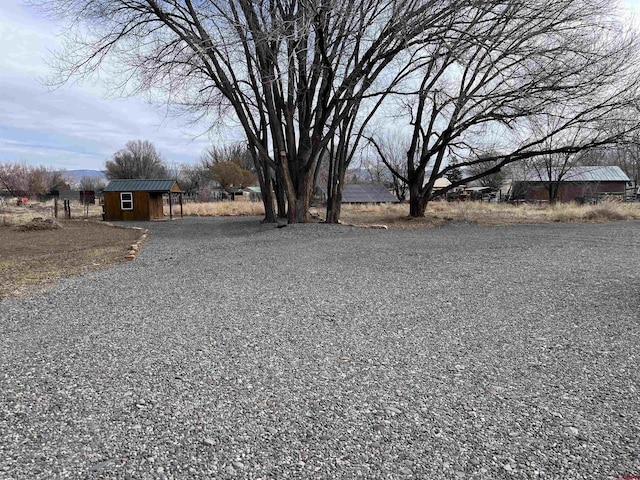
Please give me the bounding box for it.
[102,222,150,260]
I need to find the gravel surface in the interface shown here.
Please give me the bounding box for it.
[1,217,639,479]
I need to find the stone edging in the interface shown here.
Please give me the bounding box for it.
[102,222,150,260]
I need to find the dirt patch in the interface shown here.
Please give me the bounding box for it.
[14,217,63,231]
[0,220,146,300]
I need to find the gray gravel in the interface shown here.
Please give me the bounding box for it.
[1,217,639,479]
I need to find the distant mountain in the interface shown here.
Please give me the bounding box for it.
[59,170,107,186]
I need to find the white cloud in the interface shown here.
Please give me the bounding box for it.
[0,0,219,171]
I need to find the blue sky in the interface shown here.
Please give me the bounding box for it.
[1,0,640,172]
[0,0,222,170]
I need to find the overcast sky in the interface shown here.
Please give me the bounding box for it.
[1,0,640,172]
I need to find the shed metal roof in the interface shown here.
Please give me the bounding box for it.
[525,166,630,183]
[103,179,181,192]
[319,183,399,203]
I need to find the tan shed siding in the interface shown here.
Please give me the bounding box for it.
[104,191,152,220]
[149,193,164,220]
[104,192,122,221]
[130,191,150,220]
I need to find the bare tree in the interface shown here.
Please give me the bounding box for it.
[31,0,461,223]
[48,170,70,194]
[364,134,409,202]
[105,140,169,180]
[373,0,640,216]
[0,162,60,198]
[79,175,107,192]
[610,143,640,188]
[529,152,581,203]
[174,163,209,197]
[200,144,254,172]
[466,155,504,191]
[588,118,640,187]
[523,117,596,203]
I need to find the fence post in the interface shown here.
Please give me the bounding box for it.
[54,197,58,218]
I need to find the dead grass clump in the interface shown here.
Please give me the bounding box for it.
[14,218,63,231]
[581,201,636,222]
[1,215,13,227]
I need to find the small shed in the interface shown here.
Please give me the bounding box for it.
[103,179,183,221]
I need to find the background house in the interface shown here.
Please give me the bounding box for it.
[513,166,631,203]
[315,183,399,204]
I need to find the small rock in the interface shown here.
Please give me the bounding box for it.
[157,466,165,474]
[232,461,245,470]
[470,457,480,466]
[385,406,402,415]
[565,426,579,436]
[203,438,216,446]
[89,461,109,472]
[225,465,236,475]
[503,464,513,472]
[399,466,413,475]
[370,224,388,229]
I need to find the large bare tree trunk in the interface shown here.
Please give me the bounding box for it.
[325,191,343,223]
[409,183,427,217]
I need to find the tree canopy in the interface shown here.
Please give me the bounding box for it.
[105,140,169,180]
[210,162,256,190]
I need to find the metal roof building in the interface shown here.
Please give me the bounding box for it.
[103,179,182,192]
[518,166,631,203]
[103,179,182,221]
[525,166,630,183]
[317,183,398,204]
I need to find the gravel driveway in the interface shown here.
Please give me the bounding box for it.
[1,217,639,479]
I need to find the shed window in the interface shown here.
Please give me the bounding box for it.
[120,192,133,210]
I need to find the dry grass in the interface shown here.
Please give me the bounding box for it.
[158,199,640,229]
[165,201,265,217]
[0,199,103,226]
[5,198,636,230]
[337,199,640,229]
